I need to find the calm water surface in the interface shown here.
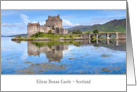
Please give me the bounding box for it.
[1,37,126,74]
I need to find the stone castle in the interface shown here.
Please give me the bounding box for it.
[27,15,68,37]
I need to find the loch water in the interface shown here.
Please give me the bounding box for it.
[1,37,126,74]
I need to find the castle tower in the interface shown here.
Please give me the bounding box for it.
[46,15,62,29]
[27,22,40,37]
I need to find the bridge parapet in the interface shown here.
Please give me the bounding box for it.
[79,32,126,40]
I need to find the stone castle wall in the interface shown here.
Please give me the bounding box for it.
[46,20,62,28]
[39,25,50,33]
[27,25,40,37]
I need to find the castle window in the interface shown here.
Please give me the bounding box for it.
[56,27,59,34]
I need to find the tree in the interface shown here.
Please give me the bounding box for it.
[93,30,99,33]
[48,30,52,34]
[72,30,82,34]
[85,31,91,34]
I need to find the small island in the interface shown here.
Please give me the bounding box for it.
[12,15,81,41]
[11,15,126,41]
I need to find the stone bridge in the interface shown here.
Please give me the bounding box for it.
[81,33,126,40]
[74,39,126,46]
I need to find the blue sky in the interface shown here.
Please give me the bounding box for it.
[1,10,126,35]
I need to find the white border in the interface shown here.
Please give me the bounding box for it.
[1,1,126,9]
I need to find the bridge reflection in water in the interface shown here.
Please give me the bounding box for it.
[89,39,126,46]
[27,39,126,63]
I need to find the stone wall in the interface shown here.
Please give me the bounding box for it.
[46,20,62,28]
[80,34,89,40]
[118,33,126,39]
[60,28,68,34]
[27,25,40,37]
[40,26,50,33]
[39,25,46,33]
[46,15,62,28]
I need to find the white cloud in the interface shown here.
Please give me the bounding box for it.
[79,17,125,26]
[1,22,23,28]
[61,15,73,18]
[20,14,30,24]
[32,21,45,25]
[1,23,17,27]
[20,14,45,25]
[1,11,17,16]
[2,14,30,29]
[31,21,37,23]
[89,17,115,25]
[1,14,46,35]
[1,14,29,35]
[63,46,75,54]
[40,21,46,25]
[63,19,79,27]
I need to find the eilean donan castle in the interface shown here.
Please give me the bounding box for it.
[27,15,68,37]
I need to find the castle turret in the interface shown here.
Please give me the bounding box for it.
[46,15,62,28]
[27,22,40,37]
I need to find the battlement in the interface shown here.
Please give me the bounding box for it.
[47,15,61,21]
[27,22,40,27]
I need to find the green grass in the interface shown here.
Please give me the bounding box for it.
[32,41,82,48]
[13,32,119,41]
[30,32,80,40]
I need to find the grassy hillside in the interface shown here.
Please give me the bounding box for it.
[68,19,126,33]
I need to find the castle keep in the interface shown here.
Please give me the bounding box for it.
[27,15,68,37]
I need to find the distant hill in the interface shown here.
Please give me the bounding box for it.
[1,34,27,37]
[1,35,6,37]
[68,19,126,33]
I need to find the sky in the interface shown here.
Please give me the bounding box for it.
[1,10,126,36]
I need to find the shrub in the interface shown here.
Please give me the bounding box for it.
[93,30,99,33]
[30,32,79,39]
[31,32,44,38]
[16,36,21,38]
[48,30,52,34]
[69,35,72,38]
[85,32,91,34]
[72,30,82,34]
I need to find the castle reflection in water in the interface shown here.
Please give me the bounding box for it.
[27,40,126,63]
[27,42,68,63]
